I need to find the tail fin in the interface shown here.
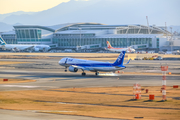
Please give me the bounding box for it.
[106,41,112,48]
[112,51,126,66]
[0,36,6,45]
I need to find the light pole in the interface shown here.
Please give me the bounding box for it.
[79,28,82,47]
[170,27,173,53]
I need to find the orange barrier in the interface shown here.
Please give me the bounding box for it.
[135,94,140,99]
[149,95,155,100]
[118,71,124,74]
[3,79,8,82]
[173,85,179,88]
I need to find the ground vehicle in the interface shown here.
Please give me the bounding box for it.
[158,51,165,54]
[154,56,163,60]
[148,57,155,60]
[142,57,148,60]
[134,58,142,60]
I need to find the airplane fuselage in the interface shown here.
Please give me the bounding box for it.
[0,44,50,52]
[108,48,128,52]
[1,44,33,51]
[59,58,125,72]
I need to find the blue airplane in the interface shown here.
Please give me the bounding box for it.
[59,51,131,76]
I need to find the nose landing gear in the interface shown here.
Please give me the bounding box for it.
[65,67,67,72]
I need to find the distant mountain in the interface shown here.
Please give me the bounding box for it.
[0,22,13,32]
[0,0,180,26]
[0,11,35,21]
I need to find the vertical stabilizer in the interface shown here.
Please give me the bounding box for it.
[113,51,126,66]
[0,36,6,45]
[106,41,112,48]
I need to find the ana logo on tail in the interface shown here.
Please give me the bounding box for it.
[117,52,124,62]
[106,41,112,48]
[113,51,126,66]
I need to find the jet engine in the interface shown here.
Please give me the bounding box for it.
[69,66,78,72]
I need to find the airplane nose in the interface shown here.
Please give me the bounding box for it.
[59,59,65,66]
[59,60,62,65]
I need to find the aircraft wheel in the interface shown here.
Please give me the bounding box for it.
[65,70,67,72]
[95,72,99,76]
[82,73,86,76]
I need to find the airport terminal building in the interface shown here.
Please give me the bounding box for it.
[1,23,173,51]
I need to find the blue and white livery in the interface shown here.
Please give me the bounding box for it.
[59,51,131,76]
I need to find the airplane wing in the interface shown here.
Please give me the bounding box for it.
[20,46,34,51]
[72,65,94,71]
[123,59,131,65]
[0,45,5,48]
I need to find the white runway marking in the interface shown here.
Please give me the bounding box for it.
[1,85,46,88]
[98,73,121,76]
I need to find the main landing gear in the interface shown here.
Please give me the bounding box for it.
[82,72,99,76]
[81,70,86,76]
[95,72,99,76]
[82,72,86,76]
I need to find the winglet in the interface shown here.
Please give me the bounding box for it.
[106,41,112,48]
[124,58,131,65]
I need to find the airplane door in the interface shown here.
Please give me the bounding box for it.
[65,58,68,64]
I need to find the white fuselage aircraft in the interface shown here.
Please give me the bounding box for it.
[0,36,51,52]
[106,41,135,53]
[59,51,131,76]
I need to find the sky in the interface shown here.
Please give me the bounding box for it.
[0,0,70,14]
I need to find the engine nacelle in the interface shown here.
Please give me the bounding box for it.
[69,66,78,72]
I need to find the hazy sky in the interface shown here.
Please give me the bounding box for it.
[0,0,70,14]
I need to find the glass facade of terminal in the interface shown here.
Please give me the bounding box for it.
[2,23,168,49]
[17,38,51,43]
[14,29,52,43]
[15,29,43,43]
[116,28,163,34]
[156,38,159,48]
[15,29,41,39]
[53,37,152,48]
[1,34,17,44]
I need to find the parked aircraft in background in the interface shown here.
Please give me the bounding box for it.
[106,41,135,53]
[0,36,51,52]
[59,51,131,76]
[33,45,51,52]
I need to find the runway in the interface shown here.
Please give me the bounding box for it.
[0,57,180,120]
[0,58,180,91]
[0,109,113,120]
[0,69,180,91]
